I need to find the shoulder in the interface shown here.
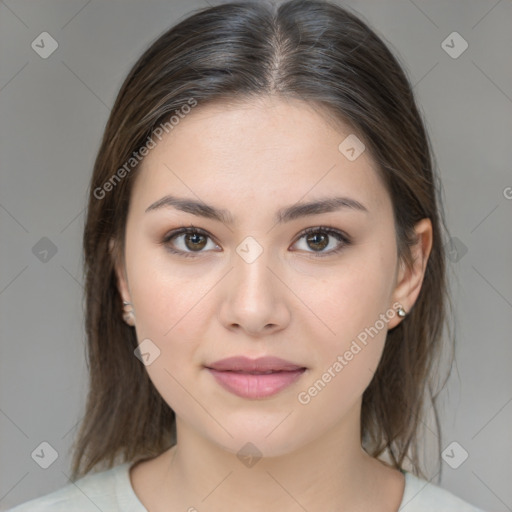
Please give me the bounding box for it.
[6,462,146,512]
[400,471,486,512]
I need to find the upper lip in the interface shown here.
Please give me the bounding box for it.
[205,356,306,372]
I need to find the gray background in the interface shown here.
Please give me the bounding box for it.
[1,0,511,510]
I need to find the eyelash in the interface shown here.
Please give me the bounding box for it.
[161,225,351,259]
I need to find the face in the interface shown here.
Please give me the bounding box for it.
[113,96,421,457]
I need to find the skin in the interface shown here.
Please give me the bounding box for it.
[112,95,433,512]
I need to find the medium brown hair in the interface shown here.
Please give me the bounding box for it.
[71,0,453,481]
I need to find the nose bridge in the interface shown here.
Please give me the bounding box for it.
[218,236,290,334]
[231,237,275,302]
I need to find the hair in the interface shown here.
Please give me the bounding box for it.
[71,0,454,482]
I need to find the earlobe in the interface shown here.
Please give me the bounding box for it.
[389,218,433,329]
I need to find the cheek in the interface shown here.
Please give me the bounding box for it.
[124,244,217,407]
[128,272,213,422]
[126,237,217,340]
[303,252,396,344]
[295,336,384,432]
[297,245,396,392]
[297,272,392,417]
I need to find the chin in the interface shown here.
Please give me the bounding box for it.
[202,418,313,460]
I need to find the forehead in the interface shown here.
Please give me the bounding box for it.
[130,96,391,218]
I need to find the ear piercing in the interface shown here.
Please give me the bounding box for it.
[121,300,407,323]
[122,300,135,326]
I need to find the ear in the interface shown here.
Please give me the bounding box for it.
[388,218,433,329]
[109,237,131,304]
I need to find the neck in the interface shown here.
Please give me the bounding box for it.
[135,401,404,512]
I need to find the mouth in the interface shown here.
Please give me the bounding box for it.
[205,355,306,373]
[204,356,307,399]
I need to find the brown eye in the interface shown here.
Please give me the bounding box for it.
[305,232,329,251]
[291,226,351,257]
[162,227,219,257]
[184,232,208,251]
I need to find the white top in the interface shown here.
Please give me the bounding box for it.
[6,462,486,511]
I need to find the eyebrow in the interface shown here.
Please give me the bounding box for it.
[145,194,369,224]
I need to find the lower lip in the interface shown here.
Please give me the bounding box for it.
[206,368,306,399]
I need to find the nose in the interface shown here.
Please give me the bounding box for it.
[217,250,291,336]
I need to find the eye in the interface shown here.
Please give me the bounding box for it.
[161,225,351,259]
[162,226,220,258]
[291,226,351,257]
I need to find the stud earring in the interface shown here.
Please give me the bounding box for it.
[397,306,407,318]
[122,300,135,326]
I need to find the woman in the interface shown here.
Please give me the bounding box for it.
[8,1,485,510]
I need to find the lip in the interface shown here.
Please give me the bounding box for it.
[205,356,307,399]
[206,356,305,372]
